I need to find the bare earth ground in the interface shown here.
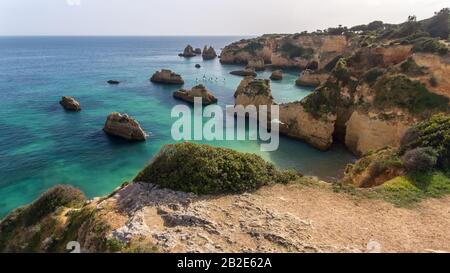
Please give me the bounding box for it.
[99,181,450,253]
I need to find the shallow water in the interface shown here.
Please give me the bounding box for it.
[0,36,355,217]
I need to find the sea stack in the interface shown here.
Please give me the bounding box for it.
[202,46,217,60]
[173,84,218,105]
[270,70,283,81]
[150,69,184,85]
[194,48,202,55]
[59,96,81,111]
[103,112,147,141]
[179,45,196,57]
[246,58,265,71]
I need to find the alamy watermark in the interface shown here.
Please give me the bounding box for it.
[171,98,280,152]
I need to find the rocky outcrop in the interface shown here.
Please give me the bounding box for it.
[173,85,218,105]
[103,113,147,141]
[270,70,283,81]
[220,34,349,69]
[107,80,120,85]
[59,96,81,111]
[179,45,196,57]
[279,102,336,150]
[295,70,329,87]
[246,58,265,71]
[150,69,184,85]
[230,69,257,77]
[194,48,202,55]
[202,46,217,60]
[234,78,274,109]
[195,64,201,69]
[345,111,412,156]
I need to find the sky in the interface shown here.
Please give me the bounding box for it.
[0,0,448,36]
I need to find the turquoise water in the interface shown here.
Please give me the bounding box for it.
[0,36,355,217]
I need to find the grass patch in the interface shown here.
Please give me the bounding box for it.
[376,171,450,207]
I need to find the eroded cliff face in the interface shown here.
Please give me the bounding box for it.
[279,102,336,150]
[221,34,350,69]
[345,111,412,156]
[411,53,450,98]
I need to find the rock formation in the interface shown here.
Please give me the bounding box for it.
[246,57,265,71]
[195,64,201,68]
[150,69,184,85]
[179,45,196,57]
[230,69,257,77]
[194,48,202,55]
[173,85,218,105]
[59,96,81,111]
[295,70,329,87]
[270,70,283,81]
[103,112,147,141]
[234,78,274,109]
[202,46,217,60]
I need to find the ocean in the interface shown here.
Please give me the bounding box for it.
[0,36,355,217]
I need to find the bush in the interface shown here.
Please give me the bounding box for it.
[412,37,449,55]
[23,185,86,225]
[333,58,351,83]
[400,114,450,169]
[403,147,438,172]
[363,68,385,83]
[279,43,314,59]
[134,142,298,194]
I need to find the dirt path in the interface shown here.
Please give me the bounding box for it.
[105,182,450,253]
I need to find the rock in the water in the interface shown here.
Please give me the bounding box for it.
[195,64,201,68]
[202,46,217,60]
[194,48,202,55]
[230,69,257,77]
[246,58,265,71]
[270,70,283,81]
[107,80,120,85]
[59,96,81,111]
[234,78,274,109]
[150,69,184,85]
[103,112,147,141]
[295,70,329,87]
[179,45,196,58]
[173,84,218,105]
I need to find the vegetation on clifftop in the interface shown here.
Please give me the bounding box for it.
[134,142,299,194]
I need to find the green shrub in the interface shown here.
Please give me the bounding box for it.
[373,75,449,116]
[402,147,438,172]
[423,8,450,39]
[333,58,351,83]
[400,58,426,76]
[279,43,314,59]
[412,37,449,55]
[22,185,86,226]
[134,142,298,195]
[400,114,450,169]
[363,68,386,83]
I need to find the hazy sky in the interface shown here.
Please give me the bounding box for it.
[0,0,448,36]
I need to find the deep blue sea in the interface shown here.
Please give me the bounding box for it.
[0,36,355,217]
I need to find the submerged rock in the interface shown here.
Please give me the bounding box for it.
[59,96,81,111]
[107,80,120,85]
[195,64,201,68]
[103,112,147,141]
[173,84,218,105]
[150,69,184,85]
[202,46,217,60]
[179,45,196,58]
[270,70,283,81]
[230,69,257,77]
